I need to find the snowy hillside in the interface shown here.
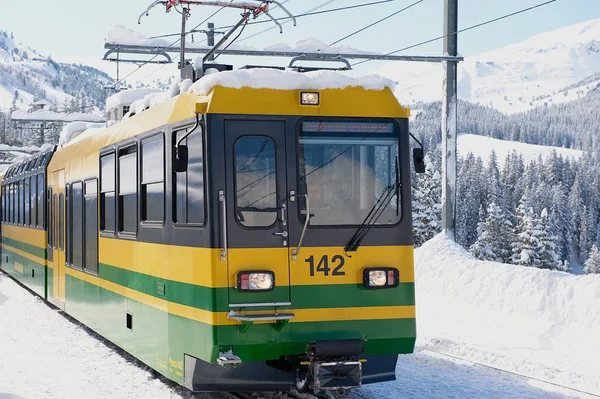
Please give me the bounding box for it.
[0,30,112,111]
[381,17,600,114]
[458,133,583,166]
[2,234,599,398]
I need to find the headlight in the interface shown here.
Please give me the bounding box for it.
[363,268,399,289]
[300,92,320,106]
[237,271,275,292]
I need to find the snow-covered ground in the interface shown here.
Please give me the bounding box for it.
[1,235,599,398]
[457,133,583,166]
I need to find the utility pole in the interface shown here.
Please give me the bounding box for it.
[442,0,458,240]
[179,6,189,69]
[207,22,215,61]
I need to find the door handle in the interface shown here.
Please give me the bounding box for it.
[274,231,288,238]
[280,203,287,226]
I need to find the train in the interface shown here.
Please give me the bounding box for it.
[0,63,424,398]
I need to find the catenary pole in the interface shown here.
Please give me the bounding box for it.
[207,22,215,61]
[442,0,458,240]
[180,7,189,68]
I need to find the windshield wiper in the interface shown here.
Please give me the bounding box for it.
[345,157,400,252]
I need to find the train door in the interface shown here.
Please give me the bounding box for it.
[51,169,66,304]
[223,120,291,306]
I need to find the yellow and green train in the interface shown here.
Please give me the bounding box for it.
[0,69,422,398]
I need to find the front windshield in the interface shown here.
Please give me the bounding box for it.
[298,120,401,226]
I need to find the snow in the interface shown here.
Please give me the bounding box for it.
[11,110,105,123]
[2,233,600,398]
[105,88,164,111]
[188,68,395,95]
[458,133,582,166]
[58,121,106,147]
[264,38,377,55]
[379,17,600,114]
[412,234,600,397]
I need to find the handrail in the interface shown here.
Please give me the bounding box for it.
[219,190,227,261]
[292,193,310,260]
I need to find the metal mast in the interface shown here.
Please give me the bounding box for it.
[442,0,458,240]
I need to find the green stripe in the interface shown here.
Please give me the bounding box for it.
[2,236,46,259]
[1,247,47,297]
[99,263,414,313]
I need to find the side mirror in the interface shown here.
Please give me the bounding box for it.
[413,148,425,174]
[174,145,189,173]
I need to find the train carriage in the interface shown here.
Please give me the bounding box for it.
[0,68,421,398]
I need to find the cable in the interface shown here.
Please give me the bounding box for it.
[237,0,334,44]
[352,0,558,67]
[212,19,249,62]
[114,1,233,86]
[330,0,424,46]
[150,0,399,40]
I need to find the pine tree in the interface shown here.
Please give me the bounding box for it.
[412,155,442,247]
[470,201,514,263]
[583,245,600,274]
[539,208,561,270]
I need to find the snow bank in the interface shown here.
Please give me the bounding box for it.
[415,234,600,393]
[188,68,395,95]
[105,88,163,111]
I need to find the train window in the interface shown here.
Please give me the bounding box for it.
[1,185,5,222]
[71,182,83,267]
[59,193,65,251]
[298,121,401,226]
[19,180,23,225]
[118,146,137,235]
[234,137,277,228]
[10,183,15,224]
[30,176,36,227]
[37,174,44,228]
[141,135,164,223]
[84,179,98,274]
[24,178,30,227]
[47,187,53,249]
[173,128,205,225]
[100,153,116,233]
[53,193,58,249]
[65,184,71,265]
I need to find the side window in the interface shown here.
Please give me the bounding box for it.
[84,180,98,274]
[59,193,64,251]
[118,146,137,235]
[1,185,5,222]
[66,184,71,264]
[18,180,23,225]
[24,177,30,227]
[71,182,83,268]
[47,188,53,248]
[234,137,277,227]
[100,153,116,233]
[173,128,205,225]
[37,174,44,228]
[30,176,36,227]
[141,135,164,223]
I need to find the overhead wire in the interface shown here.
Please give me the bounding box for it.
[352,0,558,67]
[150,0,399,40]
[330,0,424,46]
[113,1,234,87]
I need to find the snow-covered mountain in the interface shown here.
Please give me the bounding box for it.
[381,17,600,114]
[0,30,112,112]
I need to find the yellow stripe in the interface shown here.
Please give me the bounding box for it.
[2,224,46,248]
[1,242,46,266]
[66,267,414,325]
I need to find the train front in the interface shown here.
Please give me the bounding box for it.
[183,72,417,398]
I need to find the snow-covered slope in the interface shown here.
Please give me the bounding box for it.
[381,17,600,114]
[0,30,111,111]
[414,234,600,397]
[458,133,583,165]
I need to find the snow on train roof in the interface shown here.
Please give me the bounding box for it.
[187,68,396,96]
[105,88,164,111]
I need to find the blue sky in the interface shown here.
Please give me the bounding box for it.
[1,0,599,68]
